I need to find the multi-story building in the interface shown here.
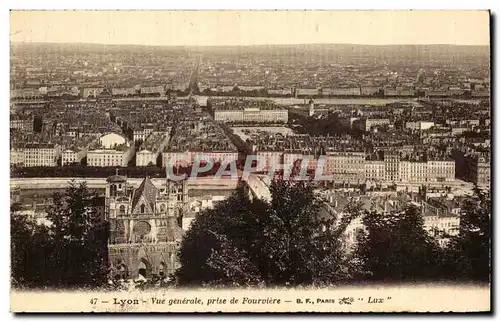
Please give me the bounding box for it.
[384,152,401,182]
[162,151,191,168]
[256,150,283,172]
[162,150,238,168]
[384,88,415,97]
[111,87,136,97]
[87,147,135,167]
[133,126,155,143]
[213,108,288,124]
[267,88,292,96]
[399,161,428,183]
[282,152,306,170]
[331,87,361,96]
[22,143,61,167]
[209,99,288,124]
[464,154,491,187]
[427,160,456,182]
[163,115,238,169]
[82,87,105,99]
[388,158,455,184]
[136,131,170,167]
[296,88,319,97]
[324,151,366,184]
[10,148,25,166]
[61,135,99,166]
[405,121,435,131]
[61,149,80,166]
[422,200,461,247]
[365,160,386,182]
[360,86,381,96]
[140,86,165,96]
[10,114,33,132]
[87,132,135,167]
[357,118,391,132]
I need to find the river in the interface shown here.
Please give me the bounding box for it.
[12,95,421,107]
[194,95,419,106]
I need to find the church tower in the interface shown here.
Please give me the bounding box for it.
[309,98,315,117]
[106,173,187,279]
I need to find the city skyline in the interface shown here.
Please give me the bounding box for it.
[9,10,491,313]
[10,10,490,47]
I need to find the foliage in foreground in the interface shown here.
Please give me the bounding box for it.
[176,181,358,287]
[11,181,109,288]
[11,178,490,289]
[176,181,491,287]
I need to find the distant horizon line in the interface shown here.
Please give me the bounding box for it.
[10,41,490,48]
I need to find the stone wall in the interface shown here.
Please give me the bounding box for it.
[109,242,180,278]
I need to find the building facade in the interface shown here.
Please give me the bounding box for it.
[87,147,135,167]
[213,108,288,123]
[324,152,366,184]
[22,143,61,167]
[106,175,187,278]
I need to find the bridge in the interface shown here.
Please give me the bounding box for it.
[241,174,272,202]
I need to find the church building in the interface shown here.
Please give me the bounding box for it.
[105,174,187,279]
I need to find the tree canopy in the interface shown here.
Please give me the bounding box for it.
[356,205,442,282]
[176,180,358,287]
[11,181,109,289]
[440,188,491,282]
[176,182,491,287]
[11,178,490,289]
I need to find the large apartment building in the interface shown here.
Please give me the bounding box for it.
[213,108,289,123]
[86,132,135,167]
[22,143,61,167]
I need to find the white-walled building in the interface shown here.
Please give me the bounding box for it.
[406,121,435,131]
[365,160,386,181]
[61,136,99,166]
[87,133,135,167]
[133,125,155,142]
[99,132,127,149]
[22,143,61,167]
[427,160,456,182]
[136,131,170,167]
[213,108,288,123]
[162,150,238,168]
[87,146,135,167]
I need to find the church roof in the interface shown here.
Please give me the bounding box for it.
[131,177,158,213]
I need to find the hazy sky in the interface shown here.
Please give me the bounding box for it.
[10,10,490,46]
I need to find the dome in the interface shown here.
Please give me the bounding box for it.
[106,175,127,183]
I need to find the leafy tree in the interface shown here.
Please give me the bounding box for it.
[10,181,109,289]
[175,180,355,287]
[356,205,442,282]
[175,187,261,286]
[11,209,35,287]
[11,203,55,288]
[441,188,491,282]
[45,181,109,287]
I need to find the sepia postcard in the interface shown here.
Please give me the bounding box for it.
[9,10,491,313]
